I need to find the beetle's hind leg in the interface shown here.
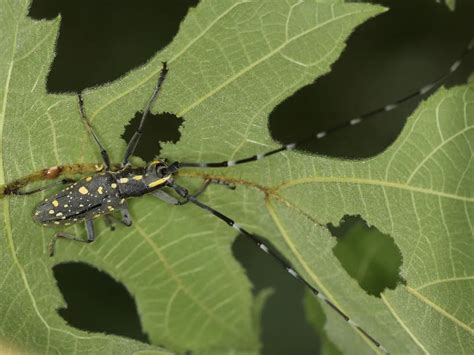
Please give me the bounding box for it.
[49,219,95,256]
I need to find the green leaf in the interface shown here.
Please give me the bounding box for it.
[16,0,474,354]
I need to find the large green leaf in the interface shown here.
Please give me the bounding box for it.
[5,0,472,354]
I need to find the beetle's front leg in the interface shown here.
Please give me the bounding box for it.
[152,178,235,206]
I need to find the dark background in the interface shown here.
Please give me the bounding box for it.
[28,0,474,354]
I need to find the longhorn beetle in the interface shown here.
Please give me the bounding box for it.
[29,38,474,353]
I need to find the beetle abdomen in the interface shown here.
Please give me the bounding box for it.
[33,173,123,226]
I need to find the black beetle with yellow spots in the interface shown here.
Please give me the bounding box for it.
[30,63,186,256]
[29,63,231,257]
[33,162,172,232]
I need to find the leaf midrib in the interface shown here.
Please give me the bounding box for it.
[178,170,474,202]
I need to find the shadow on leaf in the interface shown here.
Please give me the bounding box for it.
[53,262,149,343]
[29,0,199,92]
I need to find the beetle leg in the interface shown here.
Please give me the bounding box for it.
[119,204,133,226]
[49,219,95,256]
[103,208,132,228]
[122,62,168,166]
[189,178,236,198]
[152,182,210,206]
[153,178,235,206]
[103,215,116,231]
[205,178,236,190]
[78,94,111,170]
[152,189,182,205]
[152,185,204,206]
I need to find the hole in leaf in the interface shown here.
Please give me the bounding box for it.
[268,0,474,159]
[232,234,320,355]
[28,0,199,92]
[328,215,404,297]
[122,112,184,162]
[53,262,149,343]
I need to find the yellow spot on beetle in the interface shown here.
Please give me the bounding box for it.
[108,206,114,211]
[54,221,60,225]
[119,177,129,183]
[111,183,117,189]
[86,176,92,182]
[97,186,104,194]
[120,199,125,204]
[49,210,55,215]
[35,211,40,216]
[148,176,172,188]
[79,186,89,195]
[64,204,69,208]
[52,200,59,207]
[133,175,143,181]
[56,212,63,217]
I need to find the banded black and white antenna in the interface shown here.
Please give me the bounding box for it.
[169,183,388,352]
[171,37,474,354]
[180,38,474,169]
